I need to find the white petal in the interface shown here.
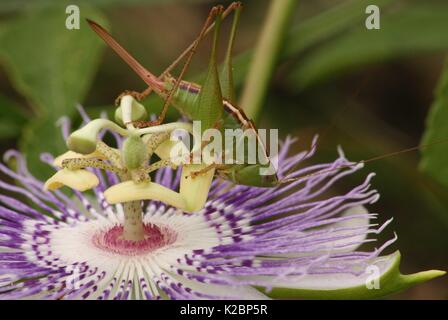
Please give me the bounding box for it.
[267,254,395,290]
[45,206,224,299]
[330,205,371,252]
[168,272,269,300]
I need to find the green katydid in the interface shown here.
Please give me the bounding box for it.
[87,2,279,189]
[48,2,448,236]
[54,2,448,218]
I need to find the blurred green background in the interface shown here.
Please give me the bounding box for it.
[0,0,447,299]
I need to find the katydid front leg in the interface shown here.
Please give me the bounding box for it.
[88,3,243,128]
[114,90,148,106]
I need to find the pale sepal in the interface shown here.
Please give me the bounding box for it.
[180,164,215,212]
[104,180,187,210]
[44,168,99,192]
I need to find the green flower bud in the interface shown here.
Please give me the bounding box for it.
[115,96,148,126]
[122,134,146,170]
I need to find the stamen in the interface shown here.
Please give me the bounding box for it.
[61,158,126,175]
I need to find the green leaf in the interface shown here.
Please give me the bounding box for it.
[19,117,67,176]
[283,0,393,58]
[420,58,448,188]
[288,4,448,91]
[0,6,108,178]
[0,95,28,139]
[0,6,108,117]
[260,251,445,299]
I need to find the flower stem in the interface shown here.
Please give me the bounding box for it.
[122,201,144,241]
[240,0,298,121]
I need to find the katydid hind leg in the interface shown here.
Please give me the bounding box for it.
[195,9,225,134]
[134,2,244,103]
[220,3,242,104]
[160,2,243,80]
[151,5,225,127]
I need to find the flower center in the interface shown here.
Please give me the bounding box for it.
[92,223,177,256]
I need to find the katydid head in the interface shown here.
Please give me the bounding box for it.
[221,164,279,187]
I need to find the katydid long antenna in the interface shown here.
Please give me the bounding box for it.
[280,137,448,184]
[281,75,372,179]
